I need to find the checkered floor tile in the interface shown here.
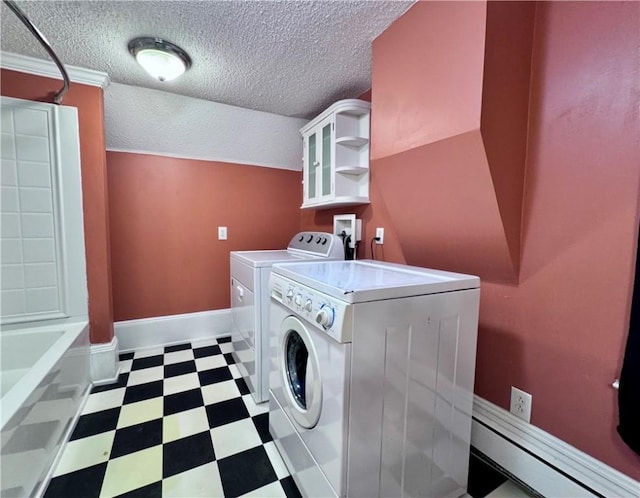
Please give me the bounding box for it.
[44,338,301,498]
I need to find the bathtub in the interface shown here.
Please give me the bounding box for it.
[1,321,91,497]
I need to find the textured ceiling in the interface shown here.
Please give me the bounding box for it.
[0,0,413,119]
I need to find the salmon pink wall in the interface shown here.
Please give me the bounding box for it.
[371,1,535,284]
[368,0,640,478]
[371,0,487,161]
[1,69,114,344]
[373,131,516,281]
[480,1,535,277]
[107,152,301,321]
[479,1,640,477]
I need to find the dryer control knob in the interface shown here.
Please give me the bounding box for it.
[286,289,294,301]
[315,305,334,329]
[294,294,302,307]
[304,299,313,311]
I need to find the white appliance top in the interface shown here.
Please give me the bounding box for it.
[272,260,480,303]
[230,232,344,268]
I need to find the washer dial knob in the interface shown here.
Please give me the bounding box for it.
[286,289,294,301]
[294,294,302,307]
[304,299,313,311]
[315,305,334,329]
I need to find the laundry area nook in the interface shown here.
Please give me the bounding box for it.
[1,1,639,498]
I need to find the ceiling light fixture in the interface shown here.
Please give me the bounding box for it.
[128,37,192,82]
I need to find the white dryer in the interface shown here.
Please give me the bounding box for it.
[268,260,481,498]
[230,232,344,404]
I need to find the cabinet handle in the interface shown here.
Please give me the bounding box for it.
[313,161,320,167]
[236,285,244,300]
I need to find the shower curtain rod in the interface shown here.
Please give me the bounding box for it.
[3,0,70,105]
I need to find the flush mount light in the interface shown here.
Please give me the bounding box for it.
[128,37,192,82]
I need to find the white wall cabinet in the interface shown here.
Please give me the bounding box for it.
[301,99,370,209]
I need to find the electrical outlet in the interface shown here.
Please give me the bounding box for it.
[510,386,532,423]
[376,227,384,244]
[218,226,227,240]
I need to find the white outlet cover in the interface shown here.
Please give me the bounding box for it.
[218,226,227,240]
[510,386,532,423]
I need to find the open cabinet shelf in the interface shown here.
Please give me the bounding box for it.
[335,166,368,175]
[335,136,369,148]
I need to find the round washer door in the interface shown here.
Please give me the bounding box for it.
[278,315,322,429]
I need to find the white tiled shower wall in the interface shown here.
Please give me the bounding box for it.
[1,97,88,326]
[1,103,62,321]
[0,97,91,498]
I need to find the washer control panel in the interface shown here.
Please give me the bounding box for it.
[270,273,352,344]
[286,232,345,259]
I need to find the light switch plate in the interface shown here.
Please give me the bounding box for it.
[218,226,227,240]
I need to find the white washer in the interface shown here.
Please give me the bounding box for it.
[268,260,481,498]
[230,232,344,404]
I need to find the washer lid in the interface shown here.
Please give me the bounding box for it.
[272,260,480,303]
[230,250,313,267]
[230,231,345,267]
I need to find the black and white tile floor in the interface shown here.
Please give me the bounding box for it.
[44,336,532,498]
[44,338,300,498]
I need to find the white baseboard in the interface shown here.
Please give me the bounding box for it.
[471,395,640,498]
[90,336,119,385]
[115,309,232,353]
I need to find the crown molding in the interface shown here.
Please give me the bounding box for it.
[1,52,110,88]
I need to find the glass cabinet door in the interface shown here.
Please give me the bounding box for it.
[307,133,317,201]
[303,117,334,206]
[321,122,332,198]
